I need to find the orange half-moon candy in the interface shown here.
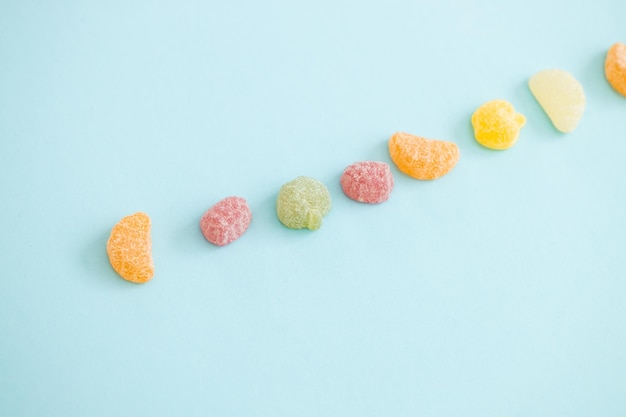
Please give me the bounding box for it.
[388,132,460,180]
[107,212,154,284]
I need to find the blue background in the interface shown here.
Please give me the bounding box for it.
[1,0,625,415]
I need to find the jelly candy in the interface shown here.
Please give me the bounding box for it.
[471,100,526,150]
[605,42,626,97]
[276,176,331,230]
[200,196,252,246]
[107,212,154,284]
[529,69,585,133]
[340,161,394,203]
[388,132,460,180]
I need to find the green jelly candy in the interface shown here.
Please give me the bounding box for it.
[276,176,332,230]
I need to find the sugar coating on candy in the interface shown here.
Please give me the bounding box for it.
[276,176,331,230]
[200,196,252,246]
[107,212,154,284]
[529,69,586,133]
[605,42,626,97]
[471,100,526,150]
[340,161,394,203]
[388,132,460,180]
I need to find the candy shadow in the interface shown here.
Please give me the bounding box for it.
[452,110,486,156]
[513,76,557,139]
[363,139,392,164]
[249,191,285,236]
[170,214,213,256]
[581,50,620,100]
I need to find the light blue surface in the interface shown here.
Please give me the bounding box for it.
[1,0,625,415]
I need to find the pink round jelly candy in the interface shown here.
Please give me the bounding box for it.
[200,196,252,246]
[340,161,394,203]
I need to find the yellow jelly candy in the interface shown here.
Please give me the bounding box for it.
[471,100,526,150]
[388,132,460,180]
[529,69,585,133]
[107,212,154,284]
[276,176,331,230]
[605,42,626,97]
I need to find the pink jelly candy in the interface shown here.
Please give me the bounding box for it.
[340,161,394,203]
[200,196,252,246]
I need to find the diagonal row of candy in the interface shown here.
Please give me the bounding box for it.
[106,43,626,284]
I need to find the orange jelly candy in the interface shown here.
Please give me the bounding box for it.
[388,132,460,180]
[605,42,626,97]
[107,212,154,284]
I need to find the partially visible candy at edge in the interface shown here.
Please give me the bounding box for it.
[605,42,626,97]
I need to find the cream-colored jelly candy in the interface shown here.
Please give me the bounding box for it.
[529,69,585,133]
[471,100,526,150]
[276,176,331,230]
